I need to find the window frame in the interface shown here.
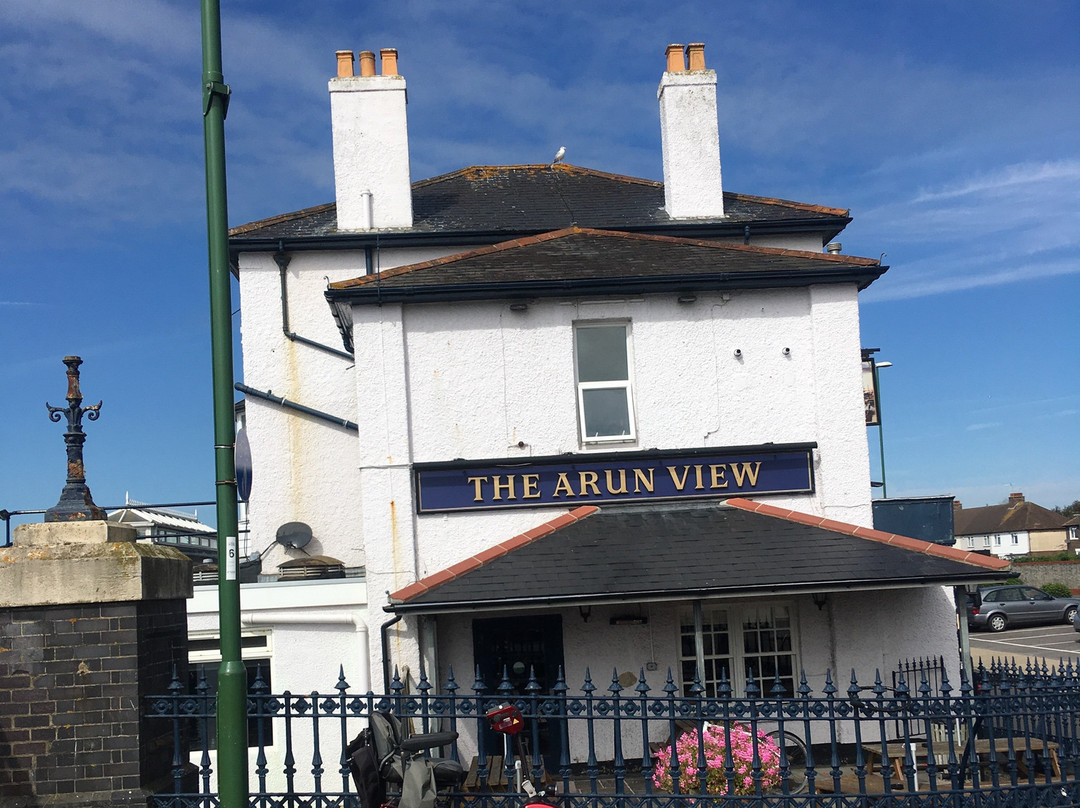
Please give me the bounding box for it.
[573,321,637,444]
[679,600,800,698]
[188,630,273,749]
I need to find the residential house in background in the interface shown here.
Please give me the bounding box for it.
[220,43,1008,767]
[953,492,1075,557]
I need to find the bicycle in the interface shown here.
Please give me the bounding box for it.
[765,728,809,794]
[487,703,560,807]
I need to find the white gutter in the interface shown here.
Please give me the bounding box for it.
[240,610,370,692]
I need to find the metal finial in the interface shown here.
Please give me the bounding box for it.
[44,356,106,522]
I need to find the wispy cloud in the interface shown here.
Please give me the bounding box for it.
[913,160,1080,203]
[966,422,1002,432]
[863,258,1078,302]
[969,395,1080,416]
[1046,409,1079,419]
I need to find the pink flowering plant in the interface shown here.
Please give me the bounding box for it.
[652,723,781,796]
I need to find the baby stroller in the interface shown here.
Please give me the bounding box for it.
[347,711,465,808]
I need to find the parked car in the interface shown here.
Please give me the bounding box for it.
[968,585,1078,632]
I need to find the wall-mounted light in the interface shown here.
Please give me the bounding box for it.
[578,605,592,622]
[610,615,648,626]
[509,302,528,312]
[677,294,697,304]
[812,592,829,610]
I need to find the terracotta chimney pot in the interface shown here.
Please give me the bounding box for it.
[665,44,686,73]
[336,50,355,78]
[380,48,399,76]
[1009,492,1025,504]
[687,43,706,71]
[358,50,376,77]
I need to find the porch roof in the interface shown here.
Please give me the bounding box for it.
[386,498,1012,614]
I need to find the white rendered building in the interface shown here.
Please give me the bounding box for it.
[224,44,1008,747]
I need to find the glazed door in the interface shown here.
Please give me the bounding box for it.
[473,614,564,768]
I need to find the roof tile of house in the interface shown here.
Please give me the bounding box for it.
[326,227,882,292]
[388,500,1009,613]
[230,164,851,241]
[954,500,1070,536]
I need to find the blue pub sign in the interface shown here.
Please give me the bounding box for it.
[413,443,815,513]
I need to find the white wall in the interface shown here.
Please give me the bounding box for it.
[238,246,459,573]
[954,531,1030,557]
[430,586,960,761]
[346,281,874,682]
[186,578,370,793]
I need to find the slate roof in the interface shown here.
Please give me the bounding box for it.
[954,500,1071,536]
[387,498,1010,614]
[324,228,885,350]
[228,164,851,245]
[330,227,881,292]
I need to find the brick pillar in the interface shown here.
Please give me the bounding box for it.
[0,521,192,807]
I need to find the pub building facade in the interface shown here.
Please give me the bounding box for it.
[225,43,1007,755]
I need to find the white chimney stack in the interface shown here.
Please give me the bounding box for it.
[658,43,724,219]
[329,48,413,230]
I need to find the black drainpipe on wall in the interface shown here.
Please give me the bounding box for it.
[234,383,358,431]
[275,248,354,361]
[381,613,403,692]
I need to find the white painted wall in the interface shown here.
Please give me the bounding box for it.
[186,578,370,793]
[954,531,1031,557]
[347,281,875,681]
[238,246,458,574]
[432,586,960,761]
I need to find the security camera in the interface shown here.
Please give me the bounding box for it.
[733,349,742,358]
[782,347,791,356]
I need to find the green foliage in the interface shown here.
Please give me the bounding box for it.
[1012,552,1079,563]
[1004,577,1023,586]
[1041,582,1072,598]
[1054,500,1080,519]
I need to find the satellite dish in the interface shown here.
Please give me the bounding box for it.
[276,521,312,549]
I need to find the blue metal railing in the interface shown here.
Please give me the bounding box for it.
[146,657,1080,807]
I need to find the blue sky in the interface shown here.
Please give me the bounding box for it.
[2,1,1078,533]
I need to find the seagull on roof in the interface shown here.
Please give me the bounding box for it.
[552,146,566,166]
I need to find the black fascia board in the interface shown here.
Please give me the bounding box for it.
[386,571,1009,614]
[228,215,853,258]
[326,266,886,307]
[411,442,819,472]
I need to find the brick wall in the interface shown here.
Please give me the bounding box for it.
[0,599,188,806]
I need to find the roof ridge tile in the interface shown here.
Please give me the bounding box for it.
[412,163,663,190]
[723,497,1011,571]
[229,202,335,236]
[724,191,849,218]
[389,505,599,603]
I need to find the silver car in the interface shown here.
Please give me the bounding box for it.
[968,585,1078,632]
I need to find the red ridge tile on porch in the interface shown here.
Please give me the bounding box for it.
[388,506,598,603]
[723,497,1009,571]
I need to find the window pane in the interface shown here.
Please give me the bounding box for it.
[577,326,628,382]
[582,388,631,437]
